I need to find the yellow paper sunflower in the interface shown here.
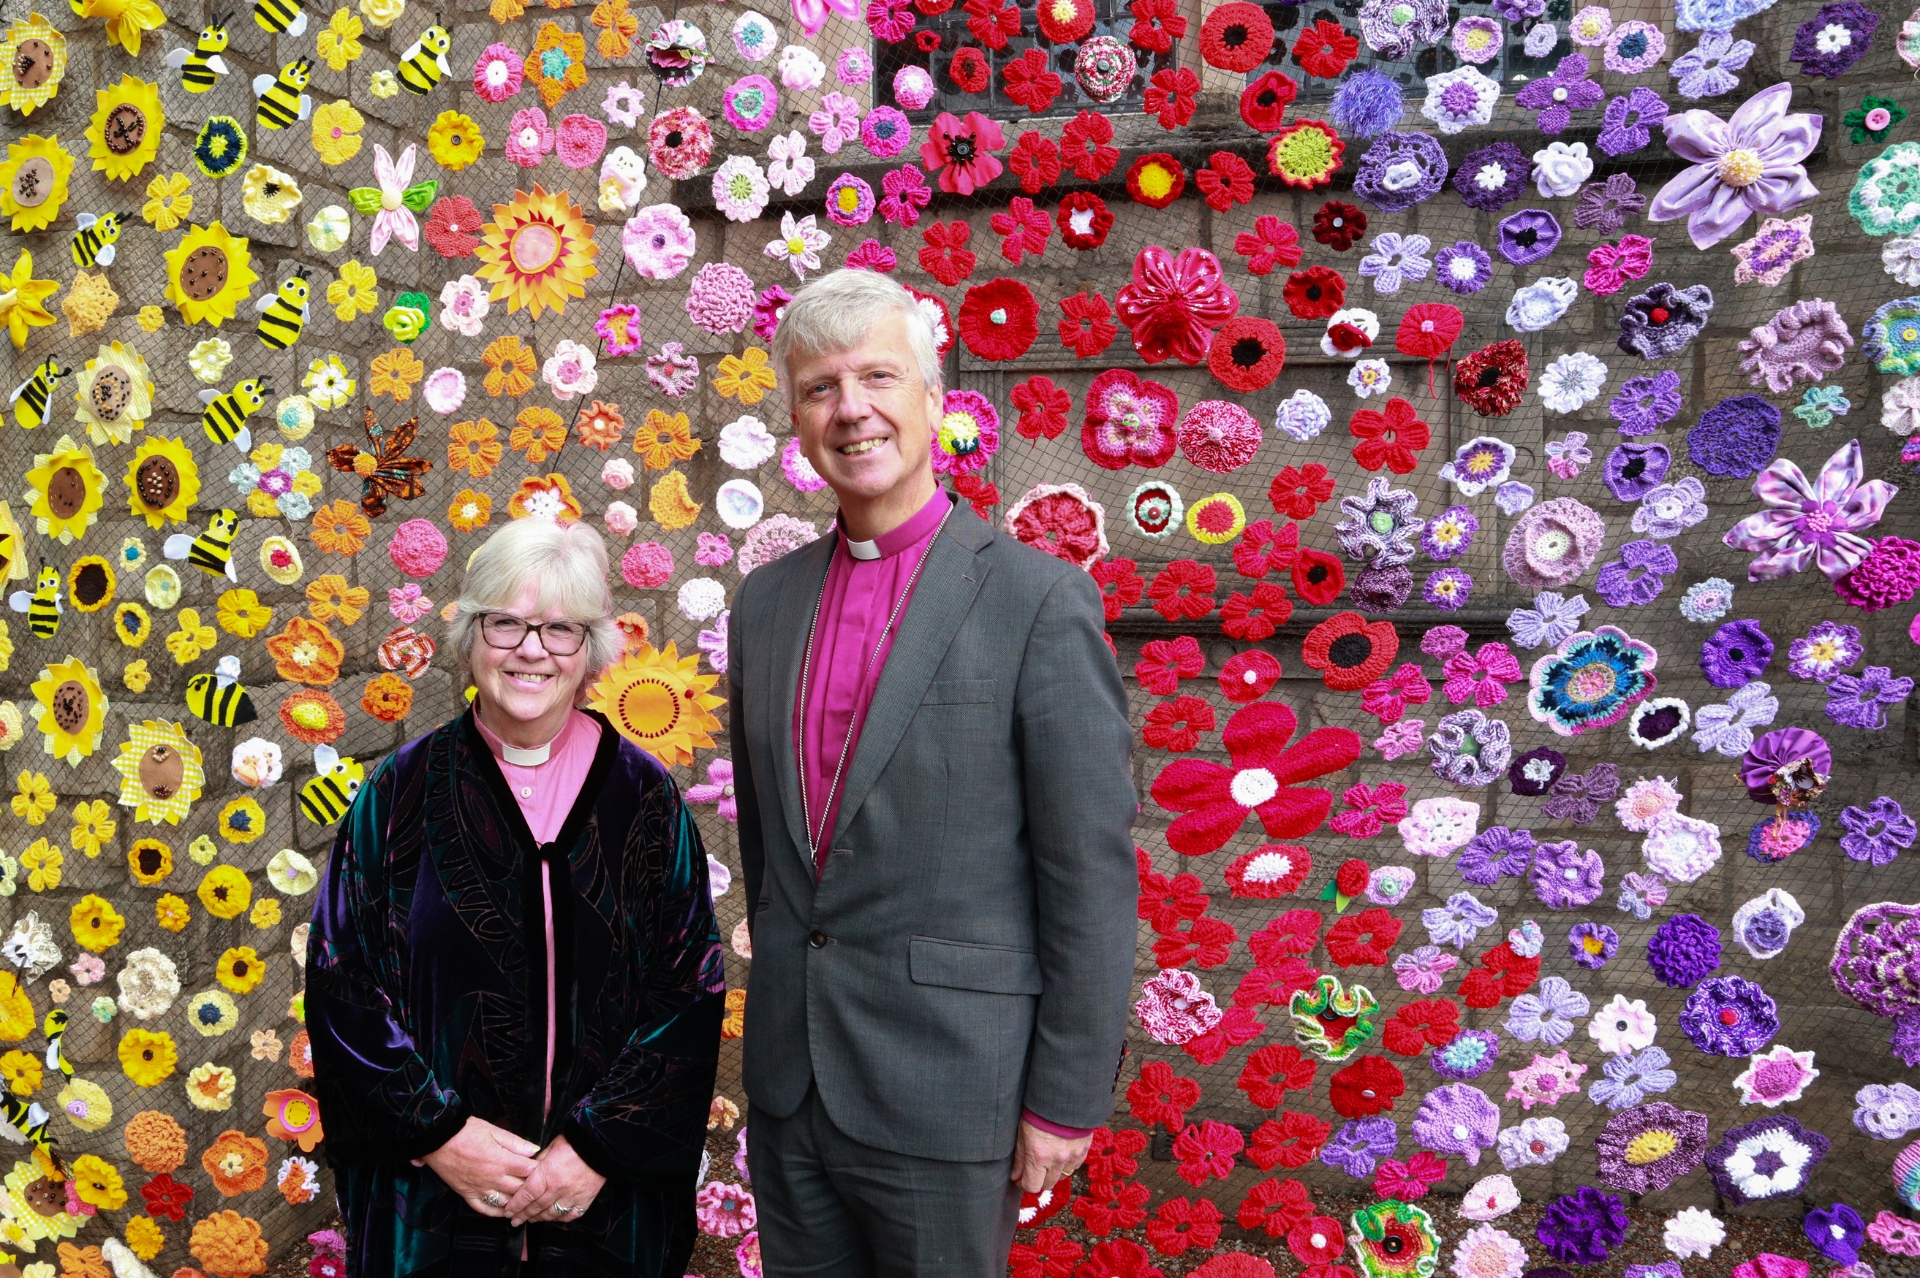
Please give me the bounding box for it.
[109,720,205,825]
[473,184,599,319]
[0,13,67,115]
[72,0,164,54]
[586,641,722,767]
[76,341,156,446]
[124,437,200,529]
[30,657,107,765]
[163,222,260,327]
[0,134,71,233]
[0,251,57,350]
[24,434,107,545]
[84,75,163,182]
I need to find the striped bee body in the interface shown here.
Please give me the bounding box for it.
[163,16,231,92]
[252,0,307,37]
[251,58,313,130]
[199,378,271,452]
[397,23,451,95]
[9,359,67,432]
[186,655,258,726]
[71,214,124,269]
[9,566,63,640]
[254,271,310,350]
[164,509,242,582]
[300,745,365,824]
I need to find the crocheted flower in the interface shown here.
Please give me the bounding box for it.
[1596,1104,1709,1193]
[1080,369,1178,470]
[1421,65,1499,134]
[1707,1115,1829,1205]
[1839,797,1916,865]
[1353,132,1448,213]
[1672,30,1753,97]
[1150,702,1362,856]
[1836,535,1920,609]
[1348,398,1429,475]
[1791,1,1878,76]
[1732,1044,1819,1108]
[1648,913,1722,987]
[1537,1187,1627,1264]
[1681,975,1779,1056]
[1648,84,1822,249]
[1428,711,1511,788]
[1349,1201,1439,1278]
[1411,1084,1499,1165]
[1618,281,1715,361]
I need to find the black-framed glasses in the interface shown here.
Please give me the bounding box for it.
[479,613,588,656]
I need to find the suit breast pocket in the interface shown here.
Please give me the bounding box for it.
[921,678,998,706]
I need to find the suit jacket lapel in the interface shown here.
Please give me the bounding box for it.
[765,534,834,866]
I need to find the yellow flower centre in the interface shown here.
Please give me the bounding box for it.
[1624,1129,1678,1164]
[787,235,807,255]
[1136,164,1175,201]
[291,642,319,667]
[1717,148,1763,187]
[1582,935,1605,954]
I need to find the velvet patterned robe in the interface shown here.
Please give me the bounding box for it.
[307,709,725,1277]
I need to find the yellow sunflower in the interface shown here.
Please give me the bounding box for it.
[69,894,124,952]
[0,13,66,115]
[66,557,114,613]
[128,837,171,885]
[0,251,56,350]
[24,435,106,545]
[117,1028,176,1087]
[84,75,163,182]
[214,947,264,995]
[473,184,599,319]
[197,866,251,920]
[163,222,259,327]
[0,134,71,233]
[124,437,199,529]
[586,641,723,767]
[109,720,205,825]
[218,797,264,844]
[427,110,484,171]
[74,341,156,445]
[30,657,107,765]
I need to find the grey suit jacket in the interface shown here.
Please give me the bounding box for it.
[728,497,1137,1163]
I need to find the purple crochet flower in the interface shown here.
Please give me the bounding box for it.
[1424,567,1474,611]
[1707,1115,1829,1205]
[1537,1186,1629,1264]
[1459,826,1535,886]
[1490,0,1543,19]
[1541,763,1619,824]
[1431,1029,1500,1080]
[1827,666,1913,730]
[1672,32,1753,98]
[1570,922,1620,969]
[1609,371,1682,437]
[1746,811,1820,864]
[1529,840,1604,909]
[1575,173,1645,233]
[1787,621,1862,680]
[1633,478,1708,539]
[1412,1083,1500,1165]
[1497,209,1561,265]
[1596,1104,1710,1193]
[1603,443,1670,501]
[1514,54,1604,133]
[1689,394,1783,479]
[1648,913,1721,987]
[1453,142,1532,211]
[1595,540,1678,607]
[1791,2,1879,78]
[1322,1117,1399,1177]
[1808,1204,1866,1266]
[1701,619,1773,687]
[1722,438,1897,582]
[1597,88,1669,156]
[1589,1046,1677,1108]
[1508,747,1565,796]
[1617,871,1667,919]
[1353,132,1449,213]
[1433,241,1493,295]
[1618,282,1714,359]
[1680,975,1779,1055]
[1628,1265,1685,1278]
[1423,504,1479,559]
[1840,797,1915,865]
[1352,562,1413,613]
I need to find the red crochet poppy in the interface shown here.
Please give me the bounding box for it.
[141,1173,193,1221]
[1057,191,1114,250]
[1187,1004,1264,1064]
[1127,0,1185,53]
[917,219,975,286]
[1234,215,1303,276]
[1125,153,1186,208]
[1312,200,1368,250]
[1247,1113,1330,1173]
[1011,373,1070,441]
[1020,1179,1072,1229]
[1289,1215,1346,1265]
[1220,583,1292,642]
[1085,1126,1149,1183]
[1200,1,1274,71]
[1239,1044,1318,1109]
[424,196,483,258]
[1117,245,1239,366]
[1008,129,1061,192]
[1142,694,1214,751]
[1349,397,1430,474]
[946,45,990,92]
[1237,1176,1315,1237]
[991,196,1050,264]
[1145,66,1200,129]
[1235,958,1318,1010]
[1151,913,1237,967]
[963,0,1020,47]
[1058,290,1117,359]
[914,28,941,50]
[1074,1179,1151,1236]
[1459,940,1540,1008]
[1301,612,1398,691]
[1208,315,1286,392]
[1062,110,1120,180]
[952,474,997,519]
[1283,265,1346,319]
[1293,546,1345,606]
[1147,559,1216,622]
[1293,18,1358,77]
[1150,701,1364,855]
[1219,650,1282,703]
[1381,999,1461,1056]
[1329,1054,1404,1119]
[957,277,1038,360]
[1036,0,1094,40]
[1453,339,1531,417]
[1233,518,1297,582]
[1248,908,1321,964]
[1329,781,1409,836]
[1138,856,1206,930]
[1240,69,1299,131]
[1196,151,1256,211]
[916,0,954,14]
[1135,633,1204,694]
[1269,463,1333,519]
[1172,1124,1242,1192]
[1001,46,1062,112]
[1325,907,1401,967]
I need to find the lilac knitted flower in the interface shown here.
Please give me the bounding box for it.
[1589,1046,1677,1108]
[1853,1082,1920,1139]
[1609,370,1682,436]
[1454,143,1533,211]
[1352,563,1414,613]
[1598,88,1669,156]
[1596,1104,1710,1193]
[1432,1030,1501,1080]
[1507,976,1590,1043]
[1529,841,1604,910]
[1616,871,1668,919]
[1433,241,1493,295]
[1648,913,1721,986]
[1542,763,1620,824]
[1514,55,1604,133]
[1788,621,1862,680]
[1688,394,1781,478]
[1633,478,1708,539]
[1672,31,1754,98]
[1604,443,1670,501]
[1353,131,1450,213]
[1497,209,1562,265]
[1706,1115,1829,1205]
[1570,922,1619,969]
[1827,667,1916,731]
[1430,710,1512,787]
[1459,827,1536,887]
[1537,1187,1629,1264]
[1618,282,1714,359]
[1424,892,1498,949]
[1575,173,1645,233]
[1701,619,1773,686]
[1413,1084,1501,1164]
[1593,540,1679,608]
[1628,1264,1685,1278]
[1840,797,1916,865]
[1680,975,1779,1055]
[1492,0,1544,19]
[1791,2,1879,78]
[1322,1117,1399,1177]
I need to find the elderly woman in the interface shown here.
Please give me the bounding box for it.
[308,517,724,1277]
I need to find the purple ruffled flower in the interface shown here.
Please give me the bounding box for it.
[1787,621,1863,680]
[1680,974,1779,1055]
[1604,443,1670,501]
[1617,871,1668,919]
[1514,54,1604,133]
[1628,1264,1685,1278]
[1459,826,1535,886]
[1597,88,1669,156]
[1429,709,1511,787]
[1537,1186,1629,1264]
[1609,370,1682,436]
[1570,922,1620,969]
[1433,241,1493,295]
[1322,1117,1398,1177]
[1497,209,1562,265]
[1595,540,1678,607]
[1453,142,1532,211]
[1529,840,1604,909]
[1412,1083,1501,1164]
[1618,282,1714,359]
[1353,131,1449,213]
[1648,913,1721,987]
[1807,1203,1866,1265]
[1790,2,1879,78]
[1352,562,1414,614]
[1432,1029,1500,1080]
[1633,478,1708,539]
[1701,619,1772,686]
[1839,797,1916,865]
[1575,173,1644,233]
[1491,0,1544,19]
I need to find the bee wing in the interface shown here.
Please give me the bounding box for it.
[297,94,312,120]
[214,654,243,687]
[7,593,28,614]
[76,214,97,231]
[400,37,423,60]
[312,745,341,774]
[251,72,278,97]
[225,554,238,583]
[95,244,115,267]
[284,8,307,35]
[233,426,252,454]
[253,293,280,312]
[8,377,32,405]
[298,303,310,322]
[198,388,221,406]
[162,534,194,562]
[207,55,228,74]
[163,47,188,68]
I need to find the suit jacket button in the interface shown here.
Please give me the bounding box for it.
[808,930,827,949]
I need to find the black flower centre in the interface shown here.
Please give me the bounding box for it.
[665,129,683,147]
[1231,337,1267,368]
[1477,366,1502,389]
[1223,22,1247,45]
[949,136,977,162]
[1622,456,1646,480]
[1513,228,1539,248]
[1329,633,1373,668]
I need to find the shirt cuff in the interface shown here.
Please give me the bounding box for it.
[1021,1108,1095,1140]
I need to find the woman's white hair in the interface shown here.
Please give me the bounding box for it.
[772,268,942,399]
[447,518,623,683]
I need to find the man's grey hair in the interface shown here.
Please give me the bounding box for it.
[772,268,942,402]
[447,518,623,684]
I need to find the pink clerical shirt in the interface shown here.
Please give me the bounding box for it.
[790,489,1091,1141]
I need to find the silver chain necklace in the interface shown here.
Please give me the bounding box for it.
[796,501,953,862]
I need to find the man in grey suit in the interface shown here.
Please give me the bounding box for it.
[728,268,1137,1275]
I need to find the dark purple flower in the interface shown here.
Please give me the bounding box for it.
[1595,1104,1709,1193]
[1680,974,1779,1055]
[1596,87,1669,156]
[1430,1028,1500,1080]
[1701,619,1773,687]
[1351,562,1414,613]
[1807,1203,1866,1265]
[1575,173,1644,233]
[1596,539,1678,607]
[1707,1115,1829,1205]
[1497,208,1561,265]
[1433,241,1493,295]
[1537,1187,1629,1264]
[1458,826,1535,886]
[1353,132,1449,213]
[1569,921,1619,969]
[1687,394,1782,479]
[1839,796,1916,865]
[1513,54,1604,133]
[1648,913,1721,987]
[1508,747,1565,796]
[1791,2,1879,78]
[1542,763,1620,825]
[1453,142,1532,211]
[1617,281,1714,360]
[1529,839,1604,909]
[1609,370,1682,436]
[1490,0,1544,19]
[1603,443,1670,502]
[1424,567,1473,611]
[1826,666,1915,731]
[1321,1116,1398,1177]
[1746,811,1820,864]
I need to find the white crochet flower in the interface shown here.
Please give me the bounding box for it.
[1532,141,1594,198]
[1663,1207,1725,1259]
[116,947,181,1020]
[1495,1117,1568,1169]
[1641,811,1722,882]
[676,577,728,622]
[719,415,778,468]
[1506,277,1578,332]
[1882,376,1920,435]
[1538,352,1609,413]
[1587,993,1657,1055]
[1615,776,1683,831]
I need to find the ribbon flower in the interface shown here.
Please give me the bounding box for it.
[1648,83,1821,250]
[1721,438,1898,581]
[349,144,438,256]
[790,0,859,35]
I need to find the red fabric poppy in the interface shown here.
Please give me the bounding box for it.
[142,1173,193,1221]
[1085,1126,1149,1183]
[1329,781,1409,837]
[1325,907,1401,967]
[1359,663,1432,725]
[424,196,483,258]
[1240,69,1299,131]
[1186,1004,1265,1063]
[1020,1177,1072,1229]
[1219,651,1281,703]
[1008,129,1062,193]
[1265,121,1343,186]
[1144,66,1200,129]
[1057,191,1114,250]
[963,0,1021,47]
[1289,1216,1347,1266]
[991,196,1050,265]
[1117,245,1239,366]
[1171,1124,1242,1190]
[1074,1178,1153,1236]
[1301,612,1398,691]
[1234,215,1303,276]
[1135,633,1203,694]
[1035,0,1094,41]
[1328,1054,1404,1118]
[1058,290,1117,359]
[1454,339,1530,416]
[1269,464,1333,519]
[1127,0,1185,53]
[1220,583,1292,641]
[1146,559,1216,621]
[1062,110,1120,180]
[921,110,1004,192]
[1127,1060,1202,1132]
[1233,518,1298,580]
[1010,1227,1082,1278]
[1239,1044,1318,1109]
[1312,200,1368,250]
[1208,315,1286,393]
[1142,694,1213,751]
[1149,700,1364,855]
[913,221,975,285]
[1125,153,1186,209]
[1381,998,1461,1056]
[1002,47,1062,113]
[1348,397,1430,474]
[1394,302,1465,360]
[957,277,1038,360]
[1292,545,1345,605]
[914,28,941,50]
[952,474,997,519]
[1282,266,1345,319]
[1459,940,1540,1008]
[947,44,990,91]
[1011,374,1071,442]
[1293,18,1358,76]
[1237,1176,1315,1237]
[1200,1,1274,71]
[1195,151,1256,212]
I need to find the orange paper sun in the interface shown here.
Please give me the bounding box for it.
[473,184,598,319]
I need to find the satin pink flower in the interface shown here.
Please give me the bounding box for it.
[1114,246,1240,366]
[919,111,1005,195]
[1722,438,1897,581]
[1648,83,1821,249]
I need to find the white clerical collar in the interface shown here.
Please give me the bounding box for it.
[500,740,552,766]
[846,537,881,561]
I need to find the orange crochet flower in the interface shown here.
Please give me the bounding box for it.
[201,1130,269,1197]
[523,22,588,108]
[482,336,537,397]
[278,689,345,745]
[633,409,700,470]
[367,347,425,402]
[57,1243,109,1278]
[361,674,413,723]
[490,0,524,20]
[510,406,567,463]
[508,474,582,524]
[576,400,624,450]
[305,574,370,626]
[713,347,779,404]
[265,616,344,686]
[309,500,371,556]
[447,418,503,477]
[590,0,637,56]
[124,1109,188,1173]
[448,489,493,533]
[190,1210,269,1278]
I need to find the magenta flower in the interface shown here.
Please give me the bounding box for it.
[687,759,737,823]
[1648,83,1822,249]
[918,112,1005,195]
[1721,438,1898,581]
[1443,643,1523,707]
[878,164,931,227]
[1114,245,1240,366]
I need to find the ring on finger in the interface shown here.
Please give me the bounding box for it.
[482,1191,505,1208]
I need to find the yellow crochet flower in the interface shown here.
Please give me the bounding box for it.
[71,1153,126,1210]
[70,800,115,858]
[0,1049,40,1096]
[126,1215,164,1262]
[309,100,364,167]
[368,68,398,97]
[165,608,215,667]
[62,271,119,340]
[306,574,370,626]
[648,471,701,531]
[11,770,53,826]
[427,111,484,171]
[215,589,271,639]
[369,347,424,402]
[20,839,60,892]
[713,347,778,405]
[326,260,378,322]
[136,305,165,333]
[122,659,150,693]
[140,172,192,232]
[303,355,356,409]
[69,893,124,951]
[215,947,265,995]
[218,797,264,844]
[250,897,281,928]
[314,8,363,70]
[197,866,251,920]
[117,1028,176,1087]
[155,894,189,932]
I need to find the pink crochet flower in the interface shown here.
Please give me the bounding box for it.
[1393,944,1459,994]
[696,532,734,567]
[1505,1050,1587,1110]
[1374,719,1425,760]
[686,759,738,822]
[1443,643,1523,706]
[504,108,555,167]
[474,41,524,102]
[809,91,862,153]
[1135,969,1223,1045]
[555,113,608,169]
[695,1181,755,1238]
[388,584,433,624]
[1867,1211,1920,1258]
